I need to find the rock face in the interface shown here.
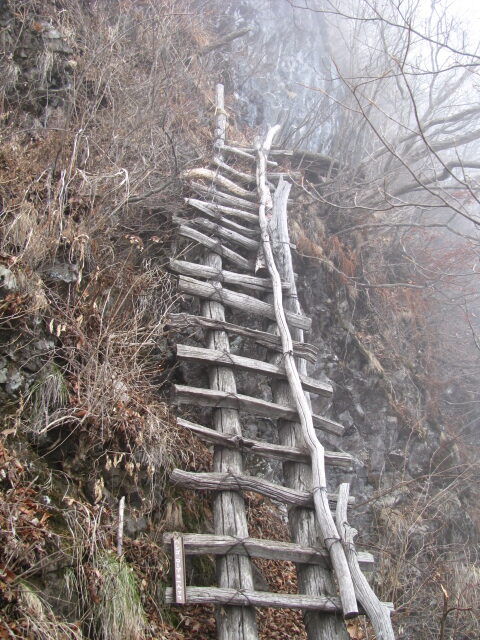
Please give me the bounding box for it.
[0,1,74,114]
[214,0,333,149]
[293,252,480,638]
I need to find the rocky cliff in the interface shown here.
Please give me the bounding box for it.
[1,2,478,639]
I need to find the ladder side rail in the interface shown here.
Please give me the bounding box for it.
[199,83,258,640]
[256,129,358,619]
[265,179,350,640]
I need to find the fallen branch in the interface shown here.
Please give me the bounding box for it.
[198,27,250,56]
[336,483,395,640]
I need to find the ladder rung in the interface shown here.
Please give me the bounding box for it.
[169,260,290,294]
[186,197,259,225]
[184,205,259,237]
[176,225,253,271]
[176,344,332,397]
[165,586,342,611]
[190,182,259,211]
[165,586,394,614]
[182,167,257,201]
[177,418,350,467]
[170,469,354,507]
[178,275,311,330]
[174,215,260,251]
[174,385,343,436]
[162,532,373,568]
[219,142,278,167]
[168,313,319,363]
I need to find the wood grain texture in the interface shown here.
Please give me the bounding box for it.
[176,224,253,271]
[176,417,351,467]
[189,182,259,211]
[176,343,332,396]
[182,167,257,200]
[199,83,258,640]
[174,215,259,251]
[186,197,259,225]
[169,259,283,293]
[177,275,312,331]
[218,143,278,167]
[173,384,344,435]
[213,157,256,184]
[256,131,358,618]
[336,483,395,639]
[165,587,343,611]
[163,532,374,568]
[168,312,318,363]
[165,586,393,613]
[182,203,259,237]
[170,469,353,507]
[267,179,350,639]
[165,587,342,614]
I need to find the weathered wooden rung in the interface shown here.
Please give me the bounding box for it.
[189,181,258,211]
[186,198,259,225]
[163,532,373,568]
[182,168,257,201]
[168,313,318,363]
[177,217,258,252]
[170,469,353,507]
[176,225,253,271]
[213,151,300,181]
[174,385,344,436]
[217,142,278,167]
[177,417,350,467]
[164,586,341,611]
[177,276,312,331]
[170,260,290,294]
[229,142,291,156]
[174,215,260,251]
[213,157,256,184]
[176,343,332,397]
[183,203,259,238]
[313,415,345,436]
[165,586,394,616]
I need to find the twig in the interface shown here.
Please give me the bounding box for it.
[117,496,125,557]
[198,27,250,56]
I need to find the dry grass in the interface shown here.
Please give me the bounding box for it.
[0,1,221,637]
[0,0,216,485]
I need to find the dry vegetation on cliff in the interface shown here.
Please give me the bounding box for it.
[0,1,220,637]
[1,0,479,638]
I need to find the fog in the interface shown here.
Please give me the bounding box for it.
[219,0,480,439]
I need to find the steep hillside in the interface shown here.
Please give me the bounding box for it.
[0,1,216,637]
[0,1,478,639]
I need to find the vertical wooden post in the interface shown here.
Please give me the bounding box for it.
[267,179,350,640]
[201,84,258,640]
[172,533,187,605]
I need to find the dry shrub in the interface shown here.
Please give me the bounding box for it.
[15,581,83,640]
[325,235,357,279]
[0,0,220,489]
[0,2,220,634]
[371,475,480,639]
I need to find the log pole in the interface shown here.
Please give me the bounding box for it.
[256,129,358,619]
[201,83,257,640]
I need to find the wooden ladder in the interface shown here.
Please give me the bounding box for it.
[164,84,395,640]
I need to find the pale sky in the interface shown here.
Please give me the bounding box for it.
[451,0,480,29]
